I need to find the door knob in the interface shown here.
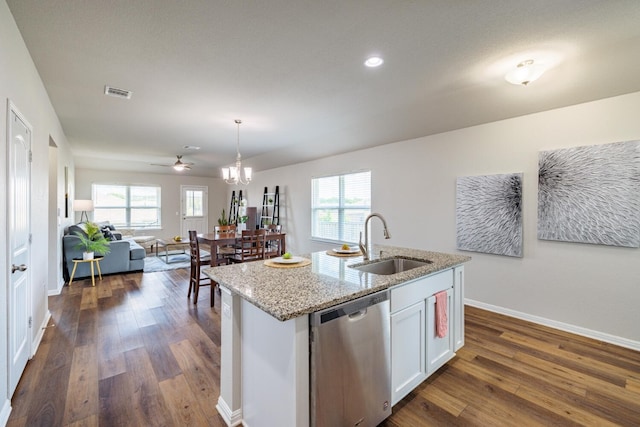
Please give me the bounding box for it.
[12,264,27,273]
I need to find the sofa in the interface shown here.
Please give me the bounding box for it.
[62,222,146,281]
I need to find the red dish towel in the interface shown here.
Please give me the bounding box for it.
[435,290,448,338]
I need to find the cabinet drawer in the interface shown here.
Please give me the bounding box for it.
[391,269,453,313]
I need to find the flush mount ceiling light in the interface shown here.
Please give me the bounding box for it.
[222,119,252,185]
[183,145,200,150]
[364,56,384,67]
[505,59,546,86]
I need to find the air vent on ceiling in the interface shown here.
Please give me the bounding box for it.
[104,85,132,99]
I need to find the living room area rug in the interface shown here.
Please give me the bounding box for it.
[143,250,210,273]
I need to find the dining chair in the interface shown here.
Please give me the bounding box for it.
[264,224,283,258]
[188,230,214,307]
[231,229,266,263]
[214,224,237,265]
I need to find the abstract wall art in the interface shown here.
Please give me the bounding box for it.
[537,140,640,247]
[456,173,523,257]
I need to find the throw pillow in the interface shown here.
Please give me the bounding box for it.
[101,226,117,241]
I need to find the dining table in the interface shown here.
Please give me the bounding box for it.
[197,231,286,266]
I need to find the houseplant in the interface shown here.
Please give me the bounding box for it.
[74,221,111,260]
[238,215,248,232]
[218,209,229,226]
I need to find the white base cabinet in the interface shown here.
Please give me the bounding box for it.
[426,288,454,375]
[390,266,464,405]
[391,301,426,404]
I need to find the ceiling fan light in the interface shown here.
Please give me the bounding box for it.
[505,59,546,86]
[173,164,185,171]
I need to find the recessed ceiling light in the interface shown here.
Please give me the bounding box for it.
[364,56,384,68]
[183,145,201,150]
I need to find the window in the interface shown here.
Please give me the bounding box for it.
[311,171,371,243]
[92,184,161,228]
[184,189,204,217]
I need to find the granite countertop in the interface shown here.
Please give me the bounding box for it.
[203,244,471,321]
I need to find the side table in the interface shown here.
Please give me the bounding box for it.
[69,256,104,287]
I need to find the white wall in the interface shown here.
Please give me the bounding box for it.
[1,0,76,419]
[74,168,228,238]
[243,91,640,347]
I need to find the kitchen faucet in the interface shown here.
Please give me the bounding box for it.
[359,213,391,261]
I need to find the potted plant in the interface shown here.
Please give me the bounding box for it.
[238,215,248,232]
[74,221,111,260]
[267,197,274,205]
[218,209,229,226]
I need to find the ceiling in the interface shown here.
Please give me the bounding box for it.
[7,0,640,177]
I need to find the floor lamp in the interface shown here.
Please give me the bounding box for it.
[74,199,94,223]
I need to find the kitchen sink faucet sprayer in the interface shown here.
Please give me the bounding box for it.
[359,213,391,261]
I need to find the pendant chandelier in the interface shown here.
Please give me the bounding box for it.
[222,119,252,185]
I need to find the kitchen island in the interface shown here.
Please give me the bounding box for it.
[204,245,470,427]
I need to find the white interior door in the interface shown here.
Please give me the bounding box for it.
[181,185,208,236]
[8,102,32,396]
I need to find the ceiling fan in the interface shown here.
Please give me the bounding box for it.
[151,155,194,171]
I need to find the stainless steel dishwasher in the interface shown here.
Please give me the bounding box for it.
[310,290,391,427]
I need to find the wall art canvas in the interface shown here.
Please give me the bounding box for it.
[537,140,640,247]
[456,173,523,257]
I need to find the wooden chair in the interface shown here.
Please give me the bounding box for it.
[231,229,266,263]
[188,230,214,306]
[214,224,237,265]
[264,224,283,258]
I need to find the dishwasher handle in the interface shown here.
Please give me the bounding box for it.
[348,309,367,320]
[312,290,388,325]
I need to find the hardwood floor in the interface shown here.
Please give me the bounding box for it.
[7,270,640,426]
[382,307,640,427]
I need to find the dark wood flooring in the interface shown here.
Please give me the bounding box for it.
[7,269,640,426]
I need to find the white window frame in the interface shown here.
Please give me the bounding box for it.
[311,171,371,244]
[92,183,162,229]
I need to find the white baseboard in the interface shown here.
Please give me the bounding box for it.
[216,397,243,427]
[0,399,11,427]
[465,299,640,352]
[48,278,65,296]
[31,310,52,357]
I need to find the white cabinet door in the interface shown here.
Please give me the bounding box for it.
[453,266,465,351]
[426,289,454,376]
[391,301,426,405]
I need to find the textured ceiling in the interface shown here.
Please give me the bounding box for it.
[7,0,640,177]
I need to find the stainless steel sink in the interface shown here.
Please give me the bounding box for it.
[350,257,432,275]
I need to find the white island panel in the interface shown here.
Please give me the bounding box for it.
[241,298,309,427]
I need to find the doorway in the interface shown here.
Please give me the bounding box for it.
[181,185,208,237]
[48,139,63,293]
